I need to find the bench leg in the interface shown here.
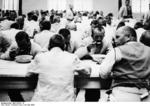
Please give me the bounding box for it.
[8,90,24,102]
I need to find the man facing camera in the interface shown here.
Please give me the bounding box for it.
[91,26,150,101]
[75,26,112,59]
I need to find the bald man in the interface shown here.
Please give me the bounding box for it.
[91,26,150,101]
[140,30,150,47]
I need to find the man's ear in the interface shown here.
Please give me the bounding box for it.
[125,34,131,42]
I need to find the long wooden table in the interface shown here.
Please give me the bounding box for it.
[0,60,38,101]
[0,59,111,101]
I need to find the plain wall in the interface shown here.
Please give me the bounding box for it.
[93,0,118,17]
[22,0,74,14]
[0,0,2,9]
[22,0,48,14]
[22,0,119,16]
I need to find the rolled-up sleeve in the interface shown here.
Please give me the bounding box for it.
[91,48,122,79]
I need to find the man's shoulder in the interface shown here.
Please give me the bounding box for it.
[64,51,78,59]
[117,42,150,52]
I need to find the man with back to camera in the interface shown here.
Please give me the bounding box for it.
[90,26,150,101]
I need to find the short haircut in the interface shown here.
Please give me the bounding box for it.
[27,12,34,20]
[90,19,99,27]
[31,15,38,21]
[140,31,150,47]
[122,26,137,41]
[10,23,19,29]
[134,22,143,30]
[15,31,30,43]
[15,31,31,55]
[116,21,125,30]
[40,21,51,31]
[58,28,71,40]
[48,34,65,51]
[143,19,150,30]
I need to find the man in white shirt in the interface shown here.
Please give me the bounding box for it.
[91,26,150,101]
[23,15,40,38]
[34,21,54,49]
[75,26,112,59]
[0,18,15,31]
[1,23,21,43]
[28,34,90,101]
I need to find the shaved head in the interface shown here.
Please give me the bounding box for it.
[117,26,137,40]
[140,31,150,47]
[114,26,137,46]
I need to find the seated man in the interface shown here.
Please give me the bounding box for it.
[23,14,40,38]
[140,30,150,47]
[1,22,21,43]
[58,28,80,53]
[75,26,112,102]
[50,16,62,33]
[0,13,16,31]
[75,26,112,59]
[81,19,99,43]
[28,34,90,101]
[0,31,43,60]
[91,26,150,101]
[34,21,54,48]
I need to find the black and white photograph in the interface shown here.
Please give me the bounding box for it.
[0,0,150,103]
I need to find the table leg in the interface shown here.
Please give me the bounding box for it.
[8,90,24,101]
[76,89,86,102]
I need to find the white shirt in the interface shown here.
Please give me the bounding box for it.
[23,20,40,37]
[1,28,21,43]
[136,28,145,42]
[28,47,81,101]
[91,48,122,78]
[70,30,82,52]
[34,30,54,48]
[0,19,14,31]
[50,23,61,33]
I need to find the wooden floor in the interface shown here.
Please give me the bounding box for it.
[0,91,34,102]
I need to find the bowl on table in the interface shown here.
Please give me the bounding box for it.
[15,55,33,63]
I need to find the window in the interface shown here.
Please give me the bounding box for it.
[2,0,19,10]
[132,0,149,14]
[47,0,67,10]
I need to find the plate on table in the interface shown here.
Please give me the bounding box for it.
[15,55,33,63]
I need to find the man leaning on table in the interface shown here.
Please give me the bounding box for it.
[91,26,150,102]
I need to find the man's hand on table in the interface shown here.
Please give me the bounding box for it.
[75,67,91,77]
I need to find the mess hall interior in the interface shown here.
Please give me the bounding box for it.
[1,0,150,102]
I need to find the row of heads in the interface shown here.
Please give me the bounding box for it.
[14,30,71,51]
[15,25,150,52]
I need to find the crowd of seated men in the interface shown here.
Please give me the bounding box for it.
[1,7,150,102]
